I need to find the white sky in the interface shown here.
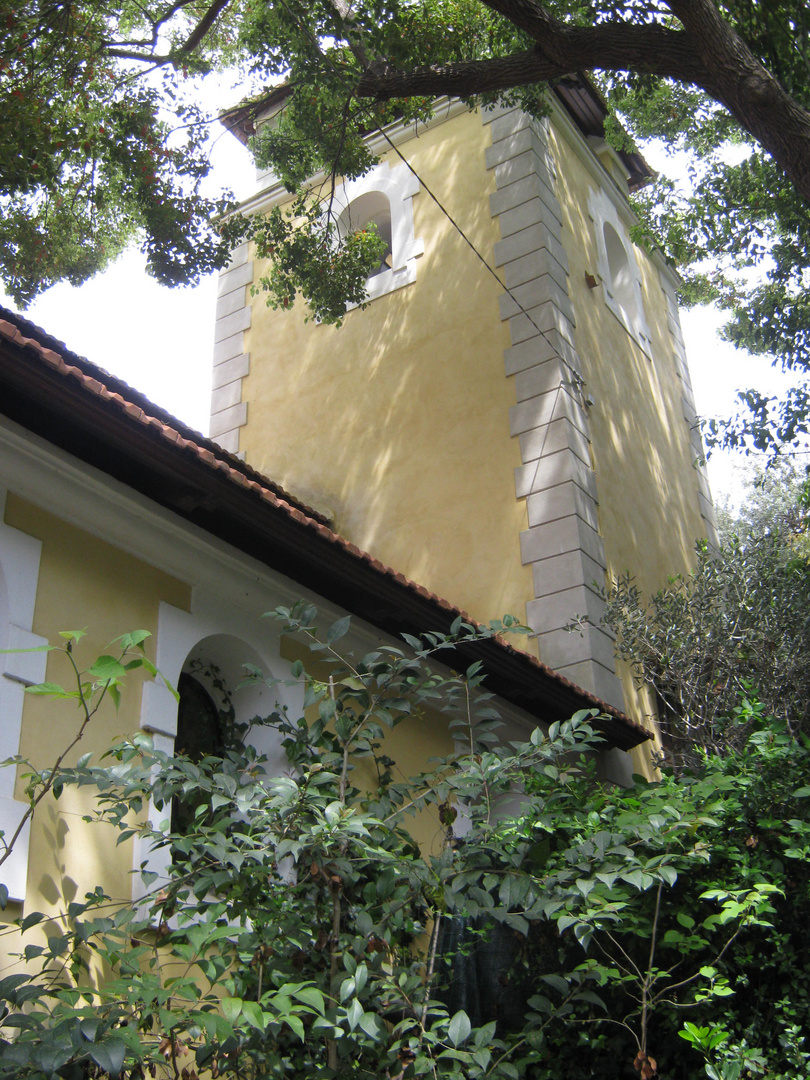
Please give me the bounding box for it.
[0,120,788,508]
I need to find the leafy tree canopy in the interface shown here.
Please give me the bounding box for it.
[5,0,810,417]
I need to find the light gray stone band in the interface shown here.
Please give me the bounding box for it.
[210,243,252,454]
[484,104,624,710]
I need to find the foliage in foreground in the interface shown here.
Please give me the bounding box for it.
[0,607,808,1079]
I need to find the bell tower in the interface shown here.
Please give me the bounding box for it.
[210,85,716,732]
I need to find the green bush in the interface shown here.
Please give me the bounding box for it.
[0,607,806,1079]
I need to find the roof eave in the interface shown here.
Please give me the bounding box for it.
[0,313,652,751]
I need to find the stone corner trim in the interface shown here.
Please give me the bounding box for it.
[485,106,625,712]
[210,243,253,454]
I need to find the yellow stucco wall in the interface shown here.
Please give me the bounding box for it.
[241,105,710,751]
[3,495,191,918]
[243,109,537,653]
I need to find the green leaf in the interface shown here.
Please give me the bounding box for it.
[474,1048,492,1069]
[89,1039,126,1078]
[80,1017,101,1042]
[474,1021,497,1048]
[241,1001,265,1030]
[679,1023,708,1045]
[541,974,570,995]
[346,998,363,1031]
[222,997,243,1024]
[20,911,46,932]
[87,655,128,680]
[114,630,151,650]
[448,1010,471,1047]
[0,974,31,999]
[319,697,337,722]
[327,616,351,644]
[658,865,678,887]
[285,1014,306,1042]
[291,986,326,1013]
[622,870,648,891]
[573,990,607,1010]
[0,645,54,660]
[359,1011,383,1039]
[24,681,76,698]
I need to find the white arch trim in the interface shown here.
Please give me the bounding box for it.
[133,590,304,901]
[331,160,424,304]
[588,188,652,357]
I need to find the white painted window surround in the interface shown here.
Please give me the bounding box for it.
[588,188,652,357]
[0,490,48,903]
[331,161,424,305]
[133,592,304,901]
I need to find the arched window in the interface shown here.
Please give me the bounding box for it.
[338,191,393,278]
[171,671,228,834]
[136,607,302,903]
[588,190,652,357]
[603,222,637,323]
[331,160,423,305]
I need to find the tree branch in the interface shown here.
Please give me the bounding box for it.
[327,0,372,69]
[176,0,232,57]
[105,0,232,65]
[663,0,810,202]
[357,24,701,102]
[106,48,173,64]
[355,0,810,204]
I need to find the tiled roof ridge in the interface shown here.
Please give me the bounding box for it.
[0,309,648,737]
[0,306,330,527]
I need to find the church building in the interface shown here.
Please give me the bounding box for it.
[0,80,712,915]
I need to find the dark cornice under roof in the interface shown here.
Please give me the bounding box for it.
[0,307,651,750]
[551,76,652,192]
